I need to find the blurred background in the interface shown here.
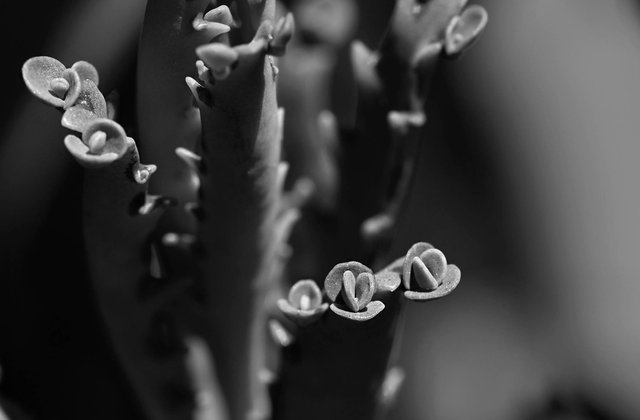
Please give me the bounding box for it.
[1,1,640,419]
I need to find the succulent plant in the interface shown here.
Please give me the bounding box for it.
[8,0,487,419]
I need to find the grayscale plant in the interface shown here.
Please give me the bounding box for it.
[6,0,487,419]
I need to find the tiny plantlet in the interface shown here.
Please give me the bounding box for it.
[8,0,487,419]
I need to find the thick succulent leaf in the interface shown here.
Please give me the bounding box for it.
[404,264,461,301]
[340,270,359,311]
[324,261,373,302]
[21,56,67,108]
[401,242,434,289]
[329,300,385,321]
[71,60,100,85]
[375,257,403,294]
[61,80,108,132]
[339,272,376,312]
[288,279,323,310]
[354,272,375,311]
[64,118,130,168]
[203,4,234,25]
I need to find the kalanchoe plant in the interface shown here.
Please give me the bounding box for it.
[277,279,328,326]
[12,0,487,419]
[271,243,444,420]
[22,57,107,132]
[324,261,383,320]
[402,242,461,301]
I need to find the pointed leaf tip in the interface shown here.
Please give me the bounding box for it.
[196,43,239,72]
[186,76,213,107]
[355,272,375,311]
[203,5,234,26]
[193,12,231,37]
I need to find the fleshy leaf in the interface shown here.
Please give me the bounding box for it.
[64,119,131,168]
[61,79,107,132]
[329,300,385,321]
[82,119,127,155]
[277,300,329,326]
[288,279,323,310]
[411,257,440,291]
[192,13,231,37]
[340,271,376,312]
[404,264,461,301]
[402,242,433,289]
[354,272,375,311]
[22,56,67,108]
[403,243,451,291]
[71,60,100,86]
[341,270,359,312]
[64,135,120,168]
[419,248,447,280]
[324,261,373,302]
[278,279,328,325]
